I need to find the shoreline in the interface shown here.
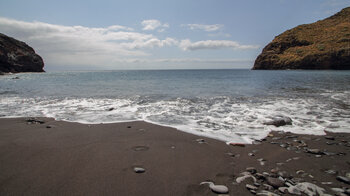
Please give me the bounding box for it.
[0,117,349,195]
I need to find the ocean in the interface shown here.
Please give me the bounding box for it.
[0,69,349,143]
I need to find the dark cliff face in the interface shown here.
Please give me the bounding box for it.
[0,33,44,73]
[253,7,350,70]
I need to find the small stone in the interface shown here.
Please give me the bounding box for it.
[346,172,350,179]
[257,190,280,196]
[278,187,288,193]
[280,143,287,148]
[127,126,132,128]
[331,188,345,193]
[246,184,258,191]
[229,143,245,147]
[107,107,114,111]
[287,186,302,195]
[246,167,257,174]
[325,170,338,175]
[248,153,255,156]
[255,173,266,180]
[315,155,322,158]
[296,170,305,175]
[323,151,336,156]
[254,182,261,187]
[236,172,257,184]
[336,176,350,184]
[266,177,285,188]
[278,171,290,179]
[325,136,335,140]
[200,182,229,194]
[196,139,206,144]
[46,125,52,128]
[262,184,274,191]
[307,148,323,155]
[321,182,333,185]
[250,189,257,195]
[134,167,145,173]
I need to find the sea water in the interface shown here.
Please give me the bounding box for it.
[0,69,349,143]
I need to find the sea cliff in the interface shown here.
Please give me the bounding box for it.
[253,7,350,70]
[0,33,44,74]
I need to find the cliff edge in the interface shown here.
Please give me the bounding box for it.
[253,7,350,70]
[0,33,44,73]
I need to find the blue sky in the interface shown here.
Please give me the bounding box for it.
[0,0,349,70]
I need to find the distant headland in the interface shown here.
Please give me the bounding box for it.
[253,7,350,70]
[0,33,44,74]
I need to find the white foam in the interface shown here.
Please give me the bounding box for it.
[0,93,349,143]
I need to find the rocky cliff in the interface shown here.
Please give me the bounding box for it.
[0,33,44,73]
[253,7,350,70]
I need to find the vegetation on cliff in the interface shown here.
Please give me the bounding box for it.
[253,7,350,70]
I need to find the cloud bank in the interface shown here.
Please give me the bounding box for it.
[0,17,258,68]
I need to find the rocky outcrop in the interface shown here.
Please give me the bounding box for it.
[0,33,44,73]
[253,7,350,70]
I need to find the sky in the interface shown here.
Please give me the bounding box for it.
[0,0,349,70]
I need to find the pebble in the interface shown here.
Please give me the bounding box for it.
[278,187,288,193]
[325,169,337,175]
[196,139,206,144]
[246,167,257,174]
[255,173,266,180]
[346,172,350,179]
[336,176,350,184]
[236,172,257,183]
[262,184,273,190]
[246,184,258,191]
[321,181,333,185]
[256,190,280,196]
[200,182,229,194]
[133,167,145,173]
[323,151,336,156]
[248,153,255,156]
[26,118,45,124]
[266,177,285,188]
[254,182,261,187]
[280,143,287,148]
[287,186,302,195]
[46,125,52,128]
[296,170,305,175]
[127,126,132,128]
[278,171,290,179]
[325,136,335,140]
[307,148,323,155]
[331,188,345,193]
[229,143,245,147]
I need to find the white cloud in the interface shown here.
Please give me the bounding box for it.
[179,39,259,51]
[141,19,169,32]
[0,17,259,69]
[186,24,224,32]
[0,17,177,67]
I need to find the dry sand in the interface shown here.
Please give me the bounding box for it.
[0,117,349,195]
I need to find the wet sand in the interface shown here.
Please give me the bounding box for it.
[0,117,349,195]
